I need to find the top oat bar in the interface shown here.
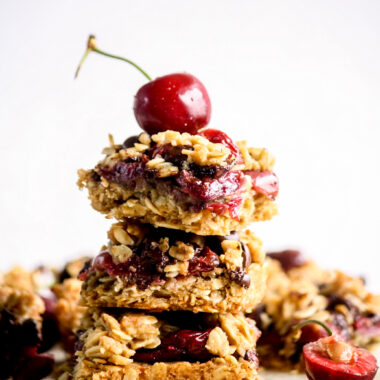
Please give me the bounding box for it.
[78,129,278,235]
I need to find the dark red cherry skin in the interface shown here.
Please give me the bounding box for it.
[298,323,331,346]
[303,337,378,380]
[133,73,211,135]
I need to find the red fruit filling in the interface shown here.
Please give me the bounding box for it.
[133,327,259,364]
[244,170,279,200]
[176,169,245,205]
[206,197,243,220]
[133,328,213,363]
[187,247,220,275]
[79,248,222,289]
[303,336,378,380]
[79,228,252,289]
[199,128,244,164]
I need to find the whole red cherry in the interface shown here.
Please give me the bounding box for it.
[133,73,211,135]
[75,36,211,135]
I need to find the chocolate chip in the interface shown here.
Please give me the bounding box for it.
[122,135,139,149]
[267,250,306,272]
[91,170,101,182]
[241,243,251,269]
[228,269,251,288]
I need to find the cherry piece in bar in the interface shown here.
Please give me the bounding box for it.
[133,328,212,363]
[199,128,243,164]
[244,170,279,199]
[134,73,211,135]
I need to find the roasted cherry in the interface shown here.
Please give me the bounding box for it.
[298,320,378,380]
[75,36,211,135]
[134,73,211,135]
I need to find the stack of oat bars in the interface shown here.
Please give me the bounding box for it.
[72,128,279,379]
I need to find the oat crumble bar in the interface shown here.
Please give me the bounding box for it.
[66,308,261,380]
[78,130,278,235]
[251,251,380,371]
[79,221,267,313]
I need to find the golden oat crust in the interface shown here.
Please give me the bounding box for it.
[72,356,259,380]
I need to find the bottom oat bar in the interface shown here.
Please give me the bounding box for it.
[250,250,380,371]
[63,308,261,380]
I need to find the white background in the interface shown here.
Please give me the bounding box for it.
[0,0,379,290]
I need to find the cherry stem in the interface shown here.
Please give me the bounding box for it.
[294,319,333,336]
[75,35,152,81]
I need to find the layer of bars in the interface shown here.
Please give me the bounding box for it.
[78,130,278,235]
[251,251,380,371]
[70,308,260,380]
[80,222,266,313]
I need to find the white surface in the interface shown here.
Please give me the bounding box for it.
[0,1,379,290]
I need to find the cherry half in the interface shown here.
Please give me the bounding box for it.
[75,36,211,135]
[297,320,378,380]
